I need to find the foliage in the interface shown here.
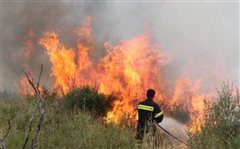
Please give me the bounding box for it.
[0,90,184,149]
[63,86,114,117]
[189,83,240,149]
[3,83,239,149]
[0,98,136,149]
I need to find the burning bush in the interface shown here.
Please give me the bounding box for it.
[63,86,114,117]
[189,83,240,148]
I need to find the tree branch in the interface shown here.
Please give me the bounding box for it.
[36,64,43,93]
[0,120,11,142]
[22,113,36,149]
[21,65,45,149]
[0,120,11,149]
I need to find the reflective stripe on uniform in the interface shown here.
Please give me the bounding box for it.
[138,104,154,111]
[154,111,163,118]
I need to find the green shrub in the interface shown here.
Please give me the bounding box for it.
[189,83,240,149]
[0,92,189,149]
[0,98,136,149]
[63,86,113,117]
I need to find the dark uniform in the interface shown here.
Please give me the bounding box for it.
[136,97,164,141]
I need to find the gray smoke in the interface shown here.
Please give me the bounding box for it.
[0,1,239,92]
[158,117,189,143]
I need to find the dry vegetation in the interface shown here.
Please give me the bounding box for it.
[0,83,239,149]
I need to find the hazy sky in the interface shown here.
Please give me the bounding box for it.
[0,1,239,92]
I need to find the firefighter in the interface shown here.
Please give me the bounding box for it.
[135,89,164,141]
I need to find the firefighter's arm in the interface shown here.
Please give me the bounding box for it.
[154,104,164,123]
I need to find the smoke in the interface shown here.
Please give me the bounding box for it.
[1,1,239,91]
[158,117,189,143]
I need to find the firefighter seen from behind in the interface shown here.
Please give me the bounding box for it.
[136,89,164,141]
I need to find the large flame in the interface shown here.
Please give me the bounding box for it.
[19,18,212,131]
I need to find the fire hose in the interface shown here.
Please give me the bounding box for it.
[156,123,188,146]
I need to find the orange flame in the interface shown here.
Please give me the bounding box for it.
[19,18,212,131]
[171,73,209,132]
[39,32,77,93]
[18,76,35,96]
